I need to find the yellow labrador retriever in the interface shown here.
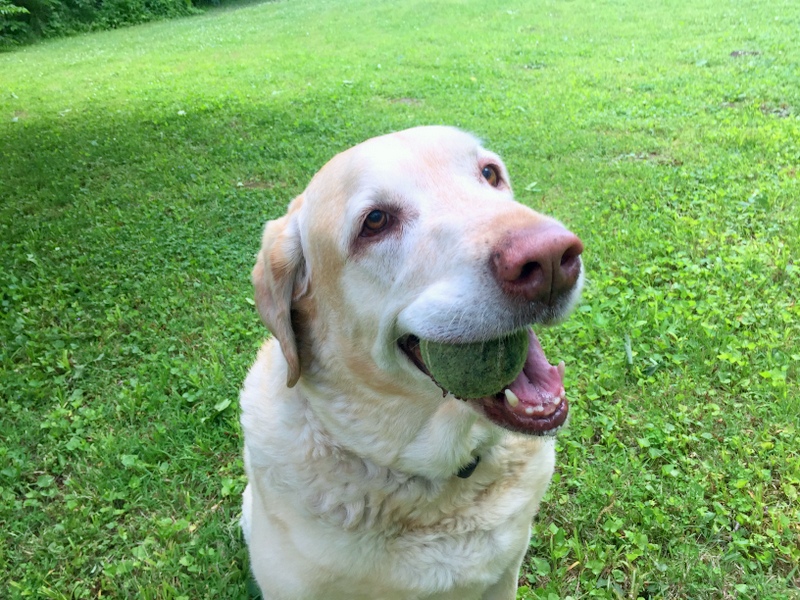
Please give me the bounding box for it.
[240,126,584,600]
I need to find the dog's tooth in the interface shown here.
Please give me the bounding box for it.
[559,387,566,400]
[557,360,566,379]
[525,406,534,416]
[504,389,520,408]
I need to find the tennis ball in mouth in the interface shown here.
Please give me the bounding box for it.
[419,329,529,399]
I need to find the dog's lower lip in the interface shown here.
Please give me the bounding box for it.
[482,392,569,434]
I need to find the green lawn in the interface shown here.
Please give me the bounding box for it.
[1,0,799,598]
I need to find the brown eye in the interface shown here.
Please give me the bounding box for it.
[482,165,500,187]
[361,209,390,236]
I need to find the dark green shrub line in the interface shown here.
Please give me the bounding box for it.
[0,0,241,48]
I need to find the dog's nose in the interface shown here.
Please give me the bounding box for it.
[491,224,584,304]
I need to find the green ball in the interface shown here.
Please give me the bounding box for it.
[419,329,529,399]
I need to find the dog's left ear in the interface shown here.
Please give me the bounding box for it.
[252,195,308,387]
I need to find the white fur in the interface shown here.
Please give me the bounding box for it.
[240,126,581,599]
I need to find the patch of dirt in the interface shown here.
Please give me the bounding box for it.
[238,180,276,189]
[387,97,422,106]
[614,151,683,167]
[730,50,761,58]
[760,102,792,118]
[228,119,250,138]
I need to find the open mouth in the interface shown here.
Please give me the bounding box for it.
[399,329,568,436]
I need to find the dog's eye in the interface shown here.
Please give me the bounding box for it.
[481,165,501,187]
[361,210,390,237]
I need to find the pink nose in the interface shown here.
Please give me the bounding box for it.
[491,224,584,303]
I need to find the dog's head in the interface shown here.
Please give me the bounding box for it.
[253,126,583,438]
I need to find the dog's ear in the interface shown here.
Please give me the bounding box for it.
[252,195,308,387]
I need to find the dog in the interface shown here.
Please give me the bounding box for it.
[239,126,584,600]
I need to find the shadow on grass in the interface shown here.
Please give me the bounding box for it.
[1,92,422,241]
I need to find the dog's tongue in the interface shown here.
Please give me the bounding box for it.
[504,329,565,418]
[478,328,567,434]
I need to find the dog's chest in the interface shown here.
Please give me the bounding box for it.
[249,441,552,599]
[279,492,536,599]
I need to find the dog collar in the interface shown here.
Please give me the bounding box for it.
[456,456,480,479]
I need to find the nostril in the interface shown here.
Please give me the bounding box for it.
[561,241,582,264]
[561,251,579,269]
[558,243,583,286]
[518,261,540,282]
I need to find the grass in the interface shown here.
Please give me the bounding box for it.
[1,0,798,598]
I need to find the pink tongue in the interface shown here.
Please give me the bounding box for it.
[507,329,564,414]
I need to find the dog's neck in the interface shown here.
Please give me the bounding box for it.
[242,341,520,529]
[297,374,501,480]
[242,343,550,534]
[258,386,532,531]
